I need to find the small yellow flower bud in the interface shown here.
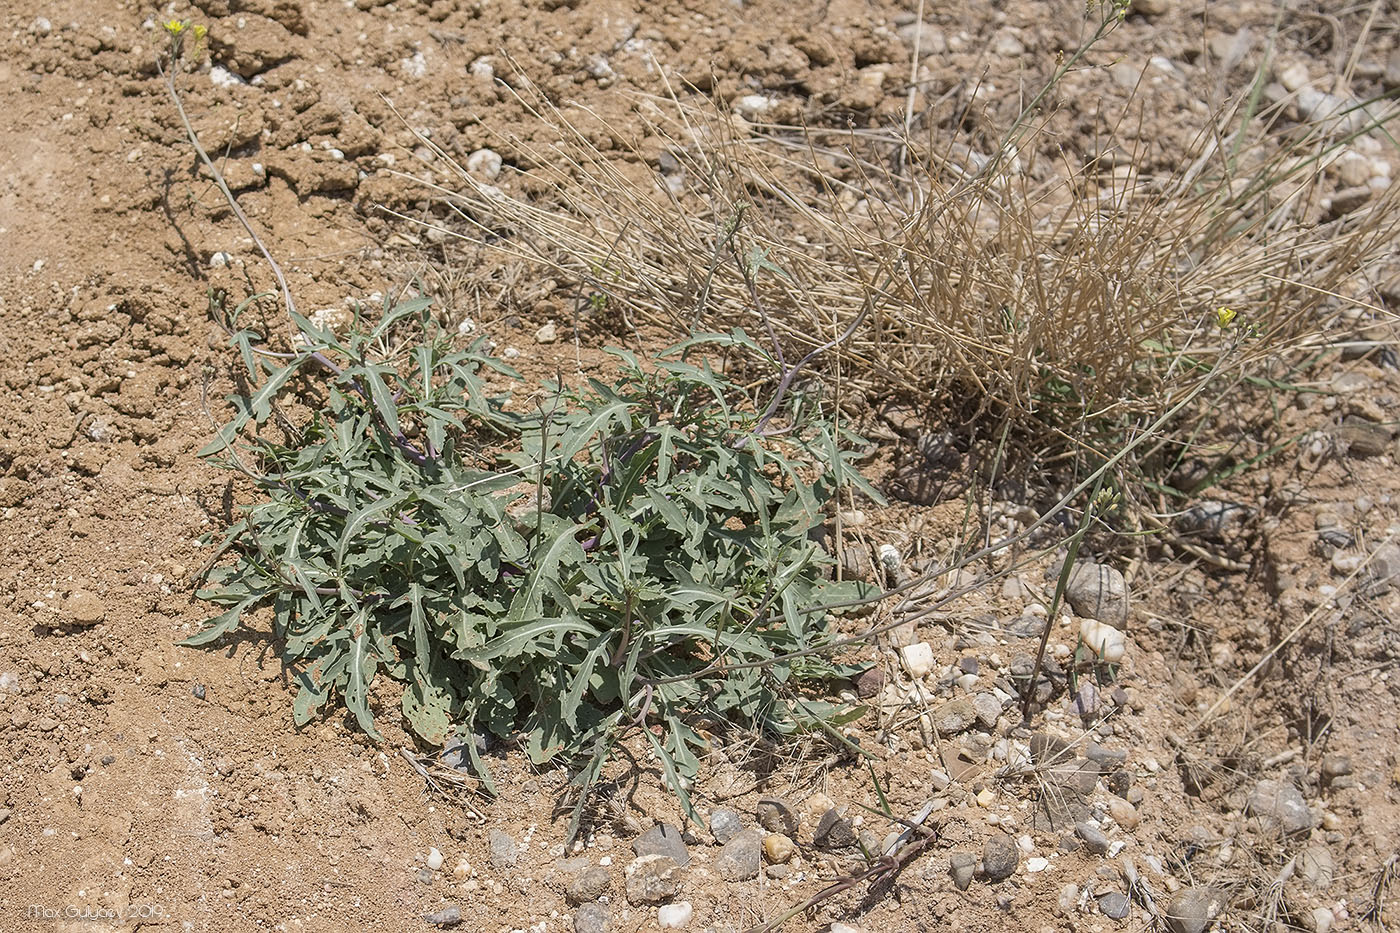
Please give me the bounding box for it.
[163,19,186,36]
[1215,306,1237,328]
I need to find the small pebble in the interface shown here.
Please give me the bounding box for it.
[1165,886,1227,933]
[1107,797,1139,830]
[535,322,558,344]
[658,902,693,929]
[763,833,795,864]
[426,847,444,871]
[981,834,1019,882]
[423,905,462,927]
[1099,891,1131,920]
[709,808,743,845]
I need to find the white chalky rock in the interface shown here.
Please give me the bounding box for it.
[426,847,444,871]
[658,902,693,929]
[466,148,503,181]
[1079,618,1126,663]
[878,543,901,572]
[899,642,935,679]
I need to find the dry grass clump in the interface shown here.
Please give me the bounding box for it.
[406,46,1398,475]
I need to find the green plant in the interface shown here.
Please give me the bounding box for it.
[188,295,880,830]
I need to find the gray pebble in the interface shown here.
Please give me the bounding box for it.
[488,829,519,869]
[423,905,463,927]
[1099,892,1131,920]
[814,809,858,850]
[709,808,743,845]
[567,866,611,904]
[931,696,978,734]
[1047,758,1101,798]
[633,823,689,867]
[1246,780,1314,834]
[1320,755,1352,781]
[715,828,763,881]
[574,903,609,933]
[623,854,681,905]
[1030,732,1073,765]
[949,851,976,890]
[972,692,1002,728]
[1004,615,1044,638]
[1165,887,1227,933]
[1075,822,1110,855]
[1064,561,1130,627]
[1298,846,1334,890]
[1086,741,1127,766]
[980,834,1019,882]
[755,797,796,835]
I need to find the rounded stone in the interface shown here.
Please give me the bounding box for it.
[709,808,743,845]
[623,854,681,905]
[1064,561,1130,627]
[1165,887,1227,933]
[657,901,693,929]
[981,834,1019,882]
[763,833,795,864]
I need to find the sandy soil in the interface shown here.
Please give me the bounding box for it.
[1,1,1398,932]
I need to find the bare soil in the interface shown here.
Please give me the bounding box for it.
[2,1,1398,932]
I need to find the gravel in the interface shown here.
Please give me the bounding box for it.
[762,833,795,864]
[709,808,743,845]
[931,696,978,734]
[1107,797,1140,830]
[813,808,857,850]
[1246,780,1314,834]
[657,902,693,929]
[624,854,682,905]
[715,828,763,881]
[423,905,463,927]
[980,834,1019,882]
[949,851,976,890]
[1165,887,1227,933]
[1075,822,1110,855]
[1099,891,1131,920]
[755,797,796,835]
[574,904,608,933]
[633,823,690,867]
[1064,561,1130,627]
[567,866,611,904]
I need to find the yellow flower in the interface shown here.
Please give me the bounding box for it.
[163,19,186,36]
[193,24,207,41]
[1215,306,1237,328]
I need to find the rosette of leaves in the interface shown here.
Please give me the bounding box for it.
[190,294,880,828]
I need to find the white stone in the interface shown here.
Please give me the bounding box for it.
[878,543,901,572]
[1026,856,1050,872]
[535,322,558,344]
[899,642,935,678]
[1278,63,1311,92]
[425,847,444,871]
[658,902,693,929]
[1080,618,1126,663]
[466,148,503,181]
[735,95,777,122]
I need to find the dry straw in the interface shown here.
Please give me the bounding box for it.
[402,43,1398,467]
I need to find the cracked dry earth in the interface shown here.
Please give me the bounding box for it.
[2,0,1400,932]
